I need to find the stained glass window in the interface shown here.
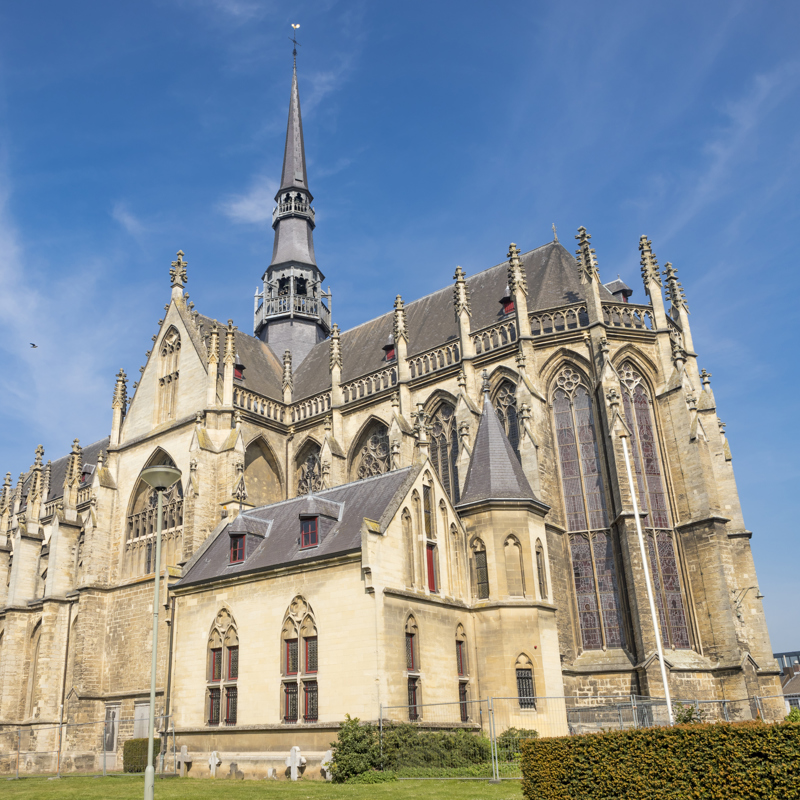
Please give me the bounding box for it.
[494,381,520,459]
[430,404,460,502]
[593,533,625,648]
[571,536,602,650]
[355,424,390,480]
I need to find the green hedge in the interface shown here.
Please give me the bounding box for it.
[521,721,800,800]
[122,737,160,773]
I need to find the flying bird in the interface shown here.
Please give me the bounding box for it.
[30,343,38,348]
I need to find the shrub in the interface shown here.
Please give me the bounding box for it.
[122,738,159,774]
[521,721,800,800]
[496,727,538,761]
[346,770,398,784]
[786,706,800,723]
[329,716,380,783]
[672,701,706,724]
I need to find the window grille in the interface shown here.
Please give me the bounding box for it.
[227,646,239,680]
[494,382,520,459]
[286,639,299,675]
[230,534,245,563]
[305,637,318,673]
[426,543,438,593]
[475,549,489,599]
[225,686,238,725]
[429,404,460,503]
[405,632,416,671]
[459,682,469,722]
[284,683,298,723]
[301,518,318,549]
[208,688,221,725]
[304,681,318,722]
[423,485,434,538]
[210,648,222,682]
[456,640,466,676]
[407,678,419,721]
[516,668,535,709]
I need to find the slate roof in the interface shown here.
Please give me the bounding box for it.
[19,436,110,505]
[456,394,540,508]
[177,467,415,588]
[209,240,617,403]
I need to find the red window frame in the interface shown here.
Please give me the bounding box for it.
[426,543,437,593]
[456,640,466,676]
[301,518,318,549]
[304,680,318,722]
[304,637,318,674]
[210,648,222,682]
[225,686,238,725]
[286,638,299,675]
[503,299,515,315]
[208,687,221,725]
[230,534,245,563]
[405,632,416,671]
[227,645,238,681]
[284,682,298,723]
[385,347,396,361]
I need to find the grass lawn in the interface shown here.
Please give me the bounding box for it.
[4,775,523,800]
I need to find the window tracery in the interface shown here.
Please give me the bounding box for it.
[493,380,520,459]
[353,422,390,480]
[296,442,323,495]
[552,365,627,651]
[619,362,690,650]
[429,403,460,502]
[158,328,181,422]
[504,535,525,597]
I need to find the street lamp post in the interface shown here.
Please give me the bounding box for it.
[138,465,182,800]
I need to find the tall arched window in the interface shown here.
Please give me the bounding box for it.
[450,523,462,597]
[206,608,239,726]
[535,539,548,601]
[280,596,319,723]
[552,366,626,651]
[158,327,181,422]
[352,421,390,481]
[493,380,520,459]
[402,508,415,587]
[620,363,690,649]
[27,622,42,718]
[455,624,469,721]
[422,482,439,593]
[429,403,459,502]
[515,653,536,709]
[471,538,489,600]
[504,535,525,597]
[296,440,323,495]
[405,616,420,720]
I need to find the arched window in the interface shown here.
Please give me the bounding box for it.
[296,440,323,495]
[244,438,282,507]
[515,653,535,709]
[429,403,459,502]
[405,616,420,720]
[206,608,238,726]
[450,523,462,597]
[455,624,469,722]
[402,508,415,587]
[620,363,690,650]
[494,380,520,459]
[280,596,318,724]
[126,451,183,578]
[504,535,525,597]
[535,540,548,601]
[158,327,181,422]
[422,481,440,593]
[552,366,626,651]
[27,622,42,718]
[352,421,390,481]
[471,538,489,600]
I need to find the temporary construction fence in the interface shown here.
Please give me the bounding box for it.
[0,715,177,778]
[379,694,789,781]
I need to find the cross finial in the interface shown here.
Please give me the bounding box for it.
[552,223,558,243]
[170,250,188,288]
[290,23,301,67]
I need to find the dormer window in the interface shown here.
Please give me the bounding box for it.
[382,334,396,362]
[234,364,244,380]
[230,534,245,564]
[500,285,514,315]
[301,518,318,549]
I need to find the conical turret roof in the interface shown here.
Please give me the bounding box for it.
[279,63,310,196]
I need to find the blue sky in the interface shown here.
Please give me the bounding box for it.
[0,1,797,650]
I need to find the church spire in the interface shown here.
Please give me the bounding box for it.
[254,34,330,365]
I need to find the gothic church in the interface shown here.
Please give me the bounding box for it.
[0,56,784,776]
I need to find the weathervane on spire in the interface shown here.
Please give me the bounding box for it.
[552,223,558,243]
[290,23,301,67]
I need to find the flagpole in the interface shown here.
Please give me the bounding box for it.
[621,435,674,725]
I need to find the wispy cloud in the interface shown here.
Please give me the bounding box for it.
[112,201,147,239]
[662,60,800,241]
[219,175,278,224]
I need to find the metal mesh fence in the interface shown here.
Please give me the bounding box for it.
[0,716,176,778]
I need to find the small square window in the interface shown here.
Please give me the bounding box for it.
[301,518,318,549]
[230,535,245,563]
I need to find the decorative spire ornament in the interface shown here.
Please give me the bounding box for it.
[575,227,600,285]
[453,266,472,322]
[639,235,662,288]
[507,243,528,296]
[170,250,188,289]
[664,262,688,313]
[329,323,342,371]
[393,295,408,345]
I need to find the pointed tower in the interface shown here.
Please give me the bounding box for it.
[254,50,330,365]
